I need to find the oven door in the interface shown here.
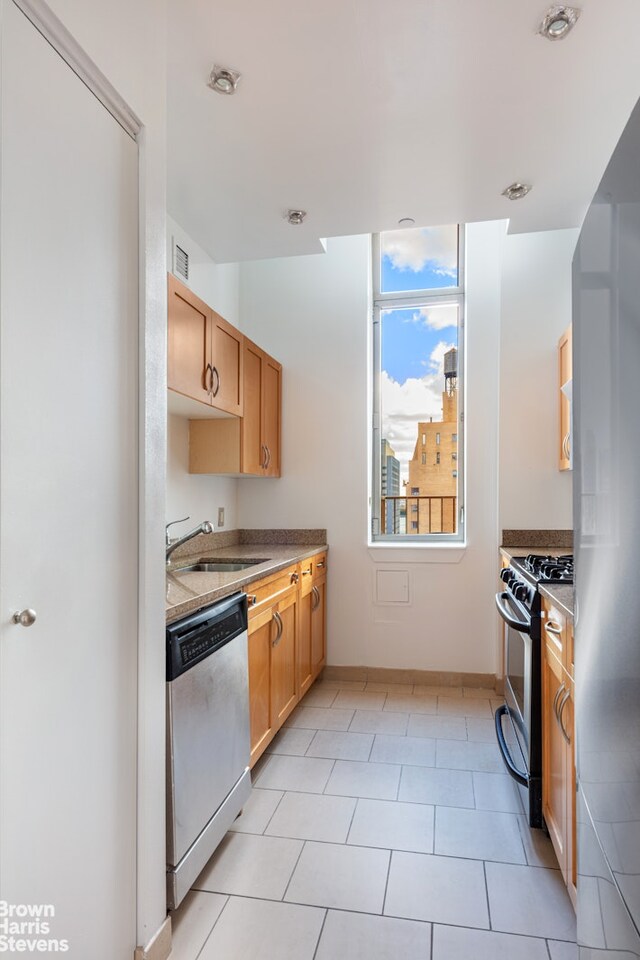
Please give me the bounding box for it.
[495,590,532,784]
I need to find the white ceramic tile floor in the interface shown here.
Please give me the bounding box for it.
[169,679,577,960]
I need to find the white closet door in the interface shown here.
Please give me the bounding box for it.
[0,2,139,957]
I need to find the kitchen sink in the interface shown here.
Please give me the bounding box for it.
[175,558,269,574]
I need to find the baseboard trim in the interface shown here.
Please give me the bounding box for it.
[321,665,498,689]
[134,916,172,960]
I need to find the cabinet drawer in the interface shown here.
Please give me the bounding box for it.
[312,552,327,580]
[299,558,314,597]
[542,599,566,665]
[246,565,298,616]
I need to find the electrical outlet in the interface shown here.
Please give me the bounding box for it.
[217,507,225,528]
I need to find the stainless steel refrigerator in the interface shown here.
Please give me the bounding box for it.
[574,97,640,957]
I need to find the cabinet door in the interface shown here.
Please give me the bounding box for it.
[542,643,568,876]
[210,310,243,417]
[271,592,297,727]
[297,589,313,698]
[167,274,212,405]
[262,352,281,477]
[248,607,274,766]
[559,326,572,470]
[310,578,326,679]
[561,680,577,905]
[242,338,264,475]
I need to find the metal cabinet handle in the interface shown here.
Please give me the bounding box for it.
[552,681,566,720]
[562,433,571,460]
[247,594,257,607]
[272,610,283,646]
[545,620,562,637]
[204,363,213,394]
[311,585,320,610]
[261,444,268,469]
[291,572,299,584]
[265,445,271,468]
[12,608,37,627]
[316,560,325,569]
[558,689,571,744]
[302,569,311,576]
[211,366,220,397]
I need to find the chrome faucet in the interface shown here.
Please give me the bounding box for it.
[166,520,214,566]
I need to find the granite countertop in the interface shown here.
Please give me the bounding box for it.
[166,542,327,623]
[539,583,574,620]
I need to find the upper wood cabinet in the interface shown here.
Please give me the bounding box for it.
[189,336,282,477]
[558,325,572,471]
[167,274,243,417]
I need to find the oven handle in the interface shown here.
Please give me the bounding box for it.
[495,705,528,787]
[495,592,531,635]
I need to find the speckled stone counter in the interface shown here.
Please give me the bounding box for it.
[166,541,327,623]
[539,583,574,619]
[501,529,573,550]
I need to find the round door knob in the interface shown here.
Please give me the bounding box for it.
[12,608,37,627]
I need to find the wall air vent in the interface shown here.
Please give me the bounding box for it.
[174,243,189,282]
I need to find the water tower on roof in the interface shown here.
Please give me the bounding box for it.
[444,346,458,396]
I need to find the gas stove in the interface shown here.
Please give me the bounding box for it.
[495,550,572,828]
[510,553,573,586]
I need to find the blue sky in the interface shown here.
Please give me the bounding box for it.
[382,306,457,384]
[381,259,457,294]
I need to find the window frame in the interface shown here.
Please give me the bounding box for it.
[370,227,465,545]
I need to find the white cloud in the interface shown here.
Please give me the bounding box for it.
[381,225,458,276]
[381,340,455,484]
[410,305,458,331]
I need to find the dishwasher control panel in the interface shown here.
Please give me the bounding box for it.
[166,593,248,681]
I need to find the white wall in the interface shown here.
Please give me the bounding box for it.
[238,223,505,675]
[166,216,240,531]
[499,228,579,532]
[40,0,167,949]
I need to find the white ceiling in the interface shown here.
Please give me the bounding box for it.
[167,0,640,263]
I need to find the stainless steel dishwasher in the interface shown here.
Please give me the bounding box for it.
[166,592,251,909]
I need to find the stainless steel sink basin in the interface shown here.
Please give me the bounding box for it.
[175,558,268,574]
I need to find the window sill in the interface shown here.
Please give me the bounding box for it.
[367,543,467,564]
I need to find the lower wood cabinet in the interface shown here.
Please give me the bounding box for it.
[542,597,576,907]
[247,551,327,766]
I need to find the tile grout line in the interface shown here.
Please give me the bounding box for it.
[310,908,329,960]
[191,893,231,960]
[260,788,287,835]
[281,838,307,903]
[380,848,393,917]
[344,796,360,845]
[430,920,435,960]
[544,938,553,960]
[186,888,574,945]
[482,860,493,931]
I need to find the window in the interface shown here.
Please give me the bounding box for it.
[453,470,458,478]
[371,225,464,542]
[452,453,457,461]
[411,504,418,513]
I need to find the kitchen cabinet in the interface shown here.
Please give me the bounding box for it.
[297,552,327,697]
[189,336,282,477]
[541,596,576,907]
[247,565,299,765]
[558,325,572,471]
[247,552,328,765]
[167,274,243,417]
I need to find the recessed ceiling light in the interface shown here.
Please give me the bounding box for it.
[208,65,241,95]
[502,182,533,201]
[397,217,416,227]
[286,209,307,225]
[538,5,581,41]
